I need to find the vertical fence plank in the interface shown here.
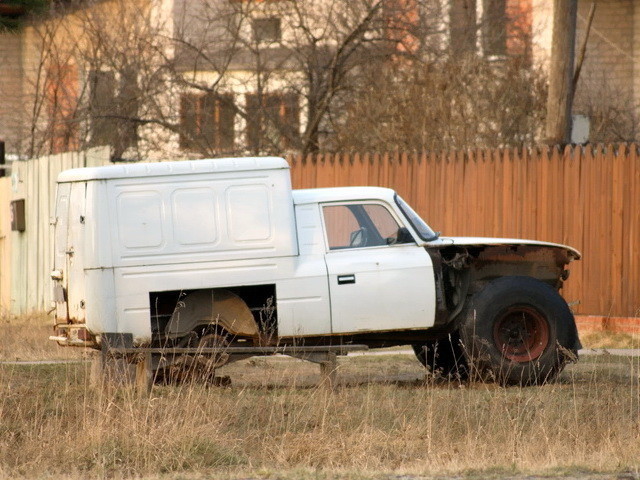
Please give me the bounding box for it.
[631,145,640,316]
[0,178,11,311]
[611,145,625,315]
[600,145,615,313]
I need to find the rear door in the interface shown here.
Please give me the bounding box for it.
[53,183,70,322]
[322,202,436,334]
[53,182,86,323]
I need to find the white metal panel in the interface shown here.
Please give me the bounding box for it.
[107,168,297,267]
[84,180,113,269]
[66,182,87,322]
[325,244,437,333]
[276,204,330,336]
[117,191,164,249]
[293,186,397,206]
[53,183,71,322]
[84,268,117,334]
[172,188,218,246]
[53,183,71,273]
[226,184,272,242]
[293,204,326,255]
[58,156,289,182]
[433,236,581,258]
[109,254,331,343]
[111,257,283,343]
[276,256,331,337]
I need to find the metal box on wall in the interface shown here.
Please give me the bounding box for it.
[10,199,25,232]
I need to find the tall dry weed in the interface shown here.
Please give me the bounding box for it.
[0,352,639,478]
[0,312,84,361]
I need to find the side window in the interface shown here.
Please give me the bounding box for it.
[323,205,359,249]
[363,204,401,240]
[322,203,412,250]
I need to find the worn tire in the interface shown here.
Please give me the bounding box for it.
[460,276,578,386]
[412,331,468,380]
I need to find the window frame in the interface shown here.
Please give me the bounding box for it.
[320,200,415,252]
[251,17,282,44]
[179,92,235,152]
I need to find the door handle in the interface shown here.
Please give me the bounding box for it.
[337,274,356,285]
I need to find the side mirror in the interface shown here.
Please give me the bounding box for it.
[396,227,414,244]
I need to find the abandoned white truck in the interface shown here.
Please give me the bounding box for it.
[50,157,581,385]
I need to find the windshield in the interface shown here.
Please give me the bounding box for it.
[395,194,439,241]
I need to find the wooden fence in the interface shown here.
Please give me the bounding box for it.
[287,145,640,320]
[0,148,110,314]
[1,144,638,324]
[0,177,11,312]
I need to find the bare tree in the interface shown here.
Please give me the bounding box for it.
[16,0,561,160]
[171,0,414,156]
[331,0,547,152]
[20,0,173,160]
[331,56,547,152]
[19,0,435,160]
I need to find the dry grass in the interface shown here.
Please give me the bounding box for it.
[1,354,639,478]
[580,330,640,350]
[0,316,639,479]
[0,311,84,361]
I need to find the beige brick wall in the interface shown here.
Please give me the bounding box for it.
[0,30,25,156]
[633,3,640,115]
[573,0,635,134]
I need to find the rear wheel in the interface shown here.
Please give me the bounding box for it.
[413,331,468,380]
[460,276,579,386]
[158,326,231,384]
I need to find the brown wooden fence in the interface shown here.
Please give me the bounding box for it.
[287,145,640,320]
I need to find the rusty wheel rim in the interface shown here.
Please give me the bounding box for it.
[492,306,550,362]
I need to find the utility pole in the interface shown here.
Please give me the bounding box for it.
[545,0,577,145]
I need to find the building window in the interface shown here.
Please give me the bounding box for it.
[179,93,235,152]
[45,63,79,154]
[482,0,507,56]
[449,0,477,55]
[245,92,299,152]
[252,17,281,43]
[89,68,139,158]
[505,0,532,62]
[89,70,116,146]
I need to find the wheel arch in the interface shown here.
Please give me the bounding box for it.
[164,289,259,339]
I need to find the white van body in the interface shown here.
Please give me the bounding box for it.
[52,156,581,385]
[52,157,441,345]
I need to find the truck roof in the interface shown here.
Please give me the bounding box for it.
[57,157,289,182]
[293,186,396,205]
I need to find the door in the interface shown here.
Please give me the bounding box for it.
[53,182,86,323]
[53,183,70,322]
[322,202,436,334]
[66,182,87,322]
